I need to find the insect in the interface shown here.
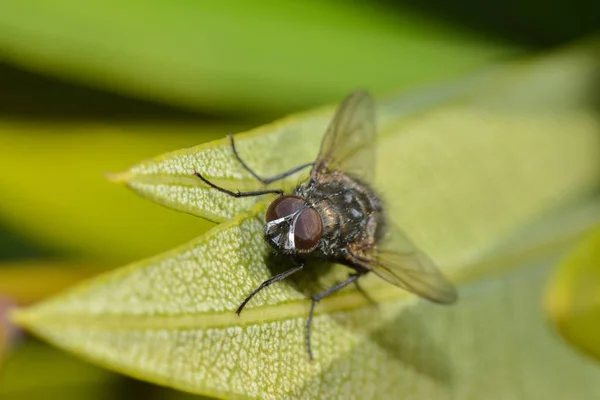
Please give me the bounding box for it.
[194,90,457,360]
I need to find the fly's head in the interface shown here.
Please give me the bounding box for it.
[264,195,323,255]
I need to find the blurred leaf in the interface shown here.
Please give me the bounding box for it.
[0,261,107,304]
[546,226,600,362]
[0,1,515,116]
[0,123,250,261]
[0,298,11,368]
[0,60,217,122]
[0,332,4,367]
[0,340,118,400]
[398,0,600,46]
[1,338,216,400]
[11,41,600,398]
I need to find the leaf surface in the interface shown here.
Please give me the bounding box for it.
[12,41,600,399]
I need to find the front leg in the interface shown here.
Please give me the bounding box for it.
[236,261,305,315]
[194,171,283,197]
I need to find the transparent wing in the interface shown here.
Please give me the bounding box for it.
[355,222,458,304]
[311,90,376,183]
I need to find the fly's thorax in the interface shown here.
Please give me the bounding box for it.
[296,173,384,259]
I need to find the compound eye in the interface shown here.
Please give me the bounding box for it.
[293,208,323,250]
[266,196,305,222]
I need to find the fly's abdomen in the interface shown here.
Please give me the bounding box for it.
[313,188,377,257]
[337,189,376,243]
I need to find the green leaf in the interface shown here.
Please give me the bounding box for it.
[0,340,117,400]
[0,1,514,116]
[546,225,600,362]
[0,261,106,304]
[0,335,4,368]
[0,299,11,368]
[11,41,600,399]
[0,123,243,261]
[1,339,215,400]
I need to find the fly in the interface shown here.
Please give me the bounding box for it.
[194,90,458,360]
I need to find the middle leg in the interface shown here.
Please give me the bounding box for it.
[228,134,314,185]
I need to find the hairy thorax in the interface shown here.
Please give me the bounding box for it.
[295,171,385,261]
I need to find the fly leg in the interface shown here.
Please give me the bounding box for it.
[193,134,314,197]
[193,171,283,197]
[237,261,305,315]
[228,133,314,184]
[307,272,366,360]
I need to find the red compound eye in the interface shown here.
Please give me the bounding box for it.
[292,207,323,250]
[266,195,304,222]
[266,195,323,250]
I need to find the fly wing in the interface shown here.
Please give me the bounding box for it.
[315,91,455,303]
[311,90,376,183]
[356,223,458,304]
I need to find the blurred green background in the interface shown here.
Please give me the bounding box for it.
[0,0,598,399]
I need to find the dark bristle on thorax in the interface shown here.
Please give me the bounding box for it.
[295,171,384,261]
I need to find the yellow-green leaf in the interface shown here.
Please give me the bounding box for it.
[1,339,213,400]
[0,340,117,400]
[546,226,600,362]
[0,261,107,304]
[0,298,11,368]
[0,123,244,261]
[0,332,4,367]
[12,41,600,399]
[0,1,514,116]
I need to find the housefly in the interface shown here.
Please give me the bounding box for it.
[194,90,458,360]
